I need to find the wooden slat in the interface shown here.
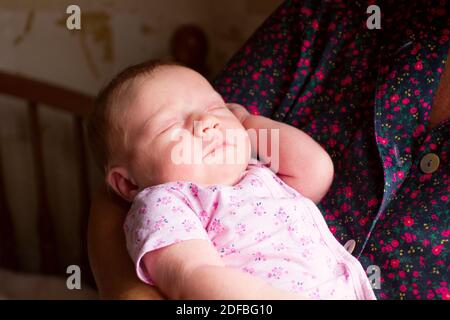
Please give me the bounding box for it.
[0,72,95,280]
[74,115,95,286]
[0,143,19,270]
[28,101,59,274]
[0,71,92,117]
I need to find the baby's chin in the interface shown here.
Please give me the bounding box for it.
[159,162,249,188]
[201,166,248,187]
[203,158,250,184]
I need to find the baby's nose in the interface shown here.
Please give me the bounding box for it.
[193,115,220,138]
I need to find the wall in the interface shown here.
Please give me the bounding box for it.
[0,0,283,274]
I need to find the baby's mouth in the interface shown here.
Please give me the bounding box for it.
[202,141,234,159]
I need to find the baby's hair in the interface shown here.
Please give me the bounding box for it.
[86,59,179,175]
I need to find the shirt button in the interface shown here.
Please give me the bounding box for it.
[344,239,356,254]
[420,153,440,174]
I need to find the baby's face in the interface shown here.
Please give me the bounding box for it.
[123,66,251,191]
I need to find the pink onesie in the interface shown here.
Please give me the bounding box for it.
[124,161,376,300]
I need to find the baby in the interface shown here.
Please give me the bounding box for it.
[87,60,376,300]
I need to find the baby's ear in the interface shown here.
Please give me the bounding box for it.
[106,166,139,202]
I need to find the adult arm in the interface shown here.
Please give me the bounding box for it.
[87,186,165,299]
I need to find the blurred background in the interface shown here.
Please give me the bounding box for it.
[0,0,283,299]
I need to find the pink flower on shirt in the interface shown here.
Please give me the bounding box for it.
[250,177,263,187]
[298,236,314,246]
[220,243,237,255]
[189,184,199,197]
[253,202,267,216]
[134,229,146,244]
[308,288,321,299]
[242,266,255,275]
[274,207,288,224]
[291,280,305,291]
[235,223,246,235]
[182,219,197,232]
[138,205,148,215]
[208,218,225,234]
[252,251,267,261]
[156,196,171,206]
[272,242,287,251]
[152,216,168,231]
[154,238,166,248]
[267,266,287,280]
[301,248,313,259]
[199,209,209,222]
[171,206,184,214]
[255,231,269,242]
[229,195,244,208]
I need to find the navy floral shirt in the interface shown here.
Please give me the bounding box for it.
[213,0,449,299]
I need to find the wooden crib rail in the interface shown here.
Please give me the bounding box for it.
[0,70,93,279]
[0,71,92,117]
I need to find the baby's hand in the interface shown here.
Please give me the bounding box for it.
[227,103,251,124]
[226,105,334,204]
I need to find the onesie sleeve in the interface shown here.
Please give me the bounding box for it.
[124,185,210,285]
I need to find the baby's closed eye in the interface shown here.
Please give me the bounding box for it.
[161,121,183,133]
[206,105,227,112]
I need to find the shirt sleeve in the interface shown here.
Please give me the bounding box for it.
[124,185,210,285]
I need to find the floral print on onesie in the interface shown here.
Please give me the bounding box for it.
[124,161,376,300]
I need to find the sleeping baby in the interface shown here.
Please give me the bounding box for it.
[87,60,376,300]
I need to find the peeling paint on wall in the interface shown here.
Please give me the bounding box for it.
[13,10,34,45]
[56,11,113,79]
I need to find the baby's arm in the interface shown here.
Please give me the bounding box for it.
[143,239,305,300]
[228,103,334,204]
